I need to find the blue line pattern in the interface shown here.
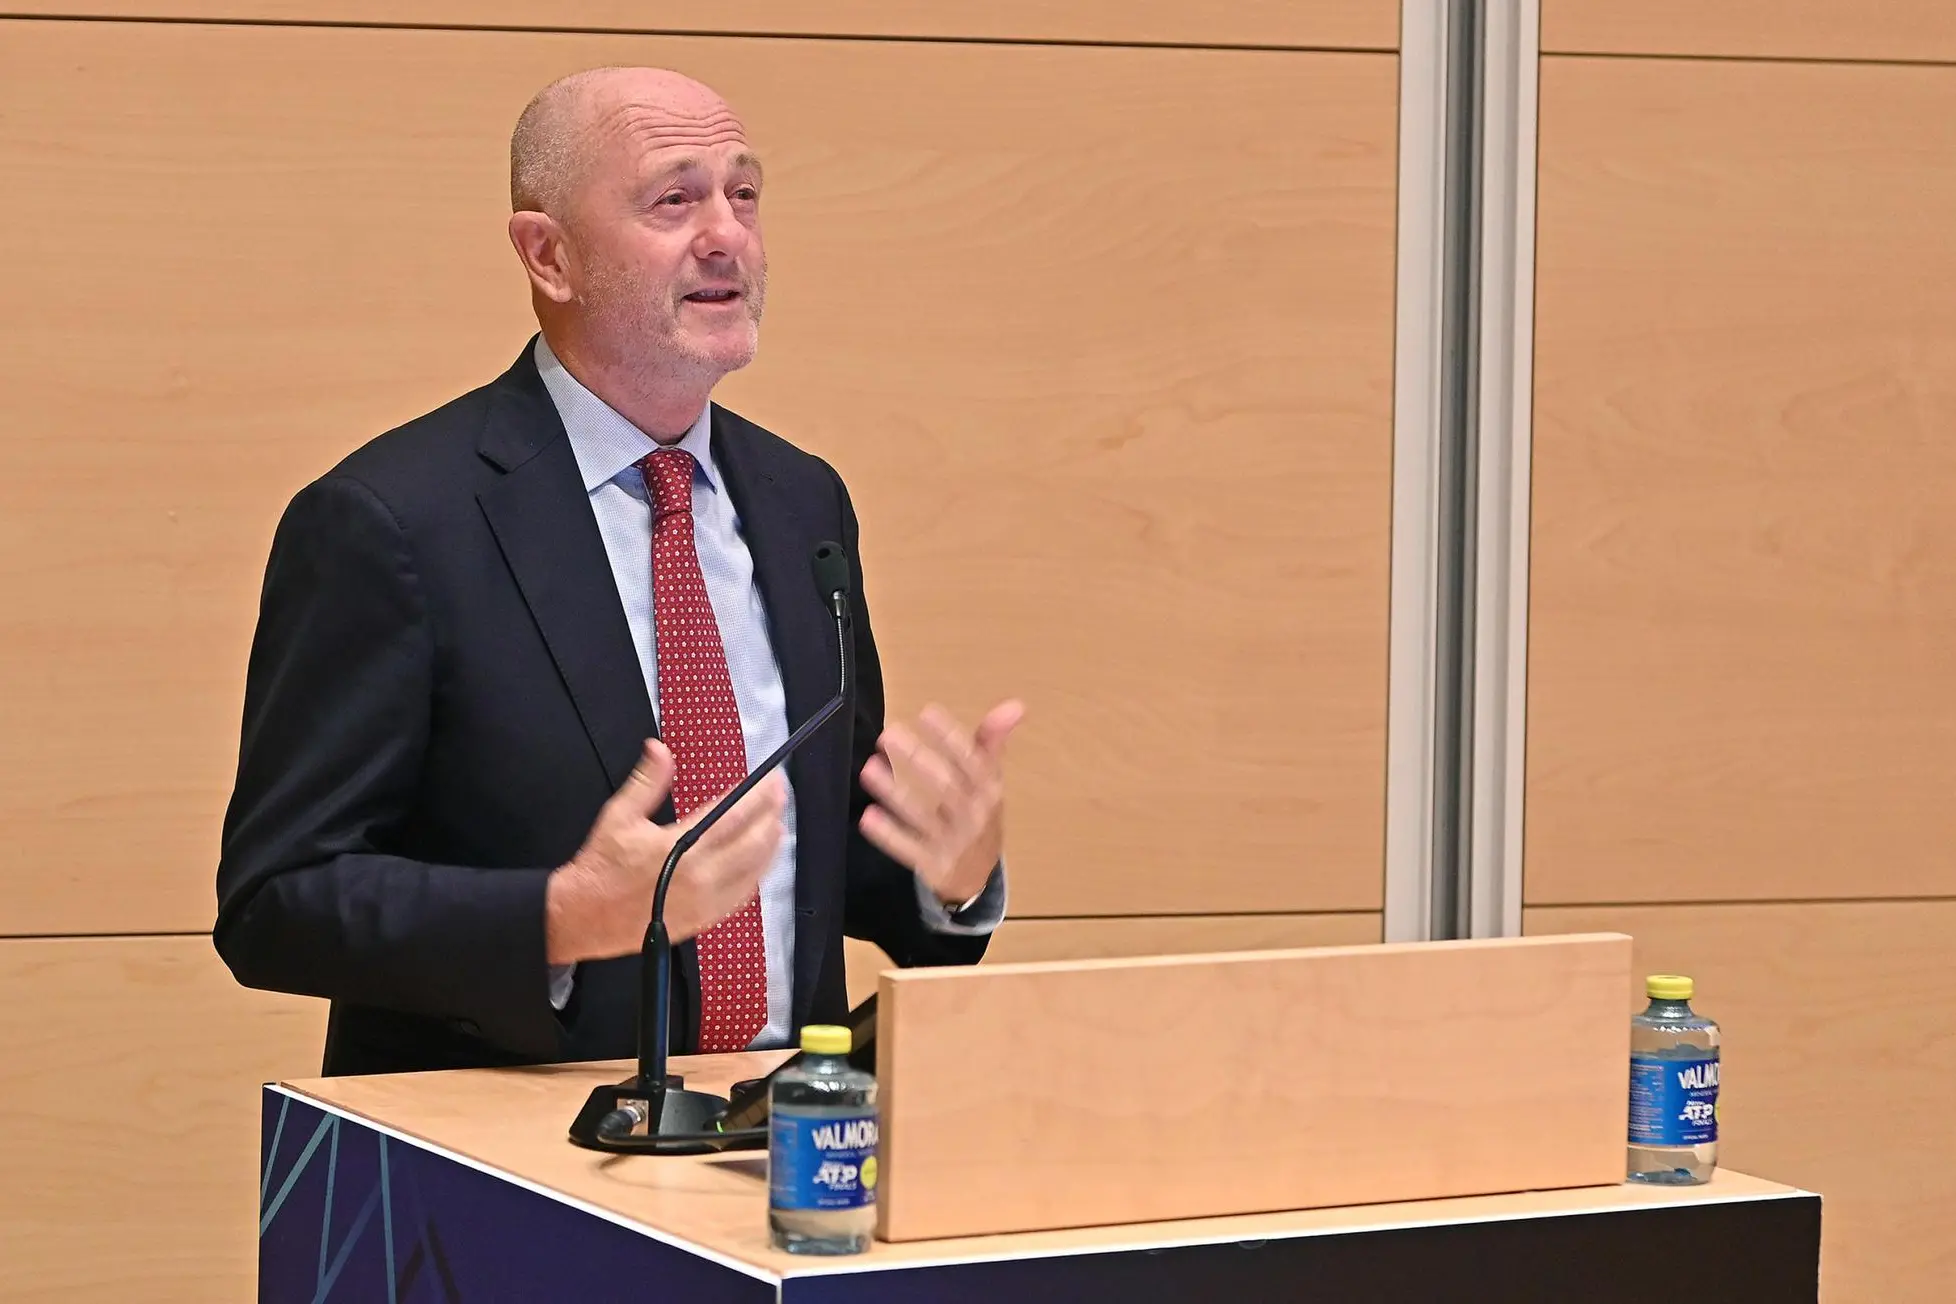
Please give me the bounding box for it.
[260,1095,290,1207]
[379,1134,397,1304]
[316,1118,340,1290]
[311,1186,381,1304]
[260,1088,776,1302]
[261,1116,334,1235]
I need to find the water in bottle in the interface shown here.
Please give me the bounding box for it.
[1626,974,1720,1185]
[769,1024,878,1254]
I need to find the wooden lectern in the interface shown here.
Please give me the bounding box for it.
[256,936,1821,1301]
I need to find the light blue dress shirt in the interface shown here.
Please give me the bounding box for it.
[534,337,1003,1049]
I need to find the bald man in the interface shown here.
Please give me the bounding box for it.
[215,68,1018,1075]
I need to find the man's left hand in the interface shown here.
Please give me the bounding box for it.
[859,700,1024,908]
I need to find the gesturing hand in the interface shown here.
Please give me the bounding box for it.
[859,700,1024,908]
[546,738,785,963]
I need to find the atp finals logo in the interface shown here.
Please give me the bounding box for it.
[1675,1061,1718,1127]
[809,1118,879,1194]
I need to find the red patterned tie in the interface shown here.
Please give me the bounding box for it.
[639,448,769,1053]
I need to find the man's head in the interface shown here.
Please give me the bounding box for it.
[507,68,766,411]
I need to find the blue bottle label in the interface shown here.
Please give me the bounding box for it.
[1628,1053,1719,1146]
[769,1111,879,1211]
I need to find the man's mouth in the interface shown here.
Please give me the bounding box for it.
[684,288,742,304]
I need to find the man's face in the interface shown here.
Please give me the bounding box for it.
[563,90,767,380]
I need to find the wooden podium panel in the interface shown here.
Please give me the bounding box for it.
[874,934,1632,1240]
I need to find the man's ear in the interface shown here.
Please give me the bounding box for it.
[509,211,576,304]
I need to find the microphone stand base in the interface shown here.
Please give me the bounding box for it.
[567,1076,735,1154]
[651,1085,733,1135]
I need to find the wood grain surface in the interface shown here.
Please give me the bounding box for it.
[0,936,326,1303]
[0,0,1398,49]
[289,1018,1803,1275]
[1528,56,1956,905]
[845,911,1382,1005]
[1545,0,1956,64]
[0,20,1398,935]
[873,935,1631,1239]
[1527,901,1956,1304]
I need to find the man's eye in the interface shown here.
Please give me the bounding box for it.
[660,192,687,206]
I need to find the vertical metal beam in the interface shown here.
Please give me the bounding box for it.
[1465,0,1541,940]
[1388,0,1482,943]
[1383,0,1456,944]
[1387,0,1537,942]
[1431,0,1485,942]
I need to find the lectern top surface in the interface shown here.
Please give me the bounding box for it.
[281,1052,1806,1281]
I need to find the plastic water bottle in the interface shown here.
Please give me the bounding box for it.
[768,1024,878,1254]
[1626,974,1720,1185]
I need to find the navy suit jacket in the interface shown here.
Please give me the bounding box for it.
[214,341,986,1076]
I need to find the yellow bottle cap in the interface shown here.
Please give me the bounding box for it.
[801,1024,852,1055]
[1646,974,1694,1001]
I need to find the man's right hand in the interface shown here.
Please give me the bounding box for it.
[544,739,785,964]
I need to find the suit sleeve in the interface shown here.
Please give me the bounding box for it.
[827,468,994,970]
[213,474,562,1058]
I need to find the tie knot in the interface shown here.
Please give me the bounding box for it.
[638,448,696,519]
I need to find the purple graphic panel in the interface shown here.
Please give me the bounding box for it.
[259,1089,772,1304]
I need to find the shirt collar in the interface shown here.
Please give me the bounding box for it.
[533,335,717,494]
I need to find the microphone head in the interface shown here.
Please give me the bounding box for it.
[811,540,851,603]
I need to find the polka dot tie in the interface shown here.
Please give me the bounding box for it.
[640,449,768,1053]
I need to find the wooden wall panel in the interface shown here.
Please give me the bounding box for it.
[1526,902,1956,1304]
[845,911,1381,1005]
[0,1,1397,49]
[1528,56,1956,905]
[0,936,327,1303]
[0,21,1398,933]
[1545,0,1956,64]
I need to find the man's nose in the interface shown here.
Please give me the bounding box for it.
[693,193,751,261]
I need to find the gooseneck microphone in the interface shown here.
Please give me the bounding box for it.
[568,541,853,1155]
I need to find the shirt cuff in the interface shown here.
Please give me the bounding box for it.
[913,861,1007,936]
[548,962,577,1011]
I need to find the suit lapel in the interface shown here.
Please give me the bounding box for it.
[712,411,830,746]
[475,345,657,793]
[712,408,840,1024]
